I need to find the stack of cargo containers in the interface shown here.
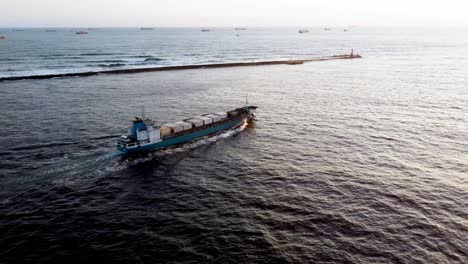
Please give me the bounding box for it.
[175,121,192,131]
[216,112,228,119]
[160,110,237,138]
[197,116,212,125]
[160,125,172,137]
[160,123,184,135]
[205,114,221,123]
[185,118,204,128]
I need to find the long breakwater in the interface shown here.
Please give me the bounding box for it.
[0,55,361,82]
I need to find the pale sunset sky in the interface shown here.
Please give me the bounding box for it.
[1,0,467,27]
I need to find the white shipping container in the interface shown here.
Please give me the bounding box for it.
[206,114,221,122]
[197,116,212,125]
[171,124,184,133]
[186,118,203,127]
[216,112,228,119]
[175,121,192,131]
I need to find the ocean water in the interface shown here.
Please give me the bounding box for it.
[0,28,467,263]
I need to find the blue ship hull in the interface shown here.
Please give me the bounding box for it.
[119,117,245,154]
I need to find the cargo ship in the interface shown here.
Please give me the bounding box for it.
[117,105,257,154]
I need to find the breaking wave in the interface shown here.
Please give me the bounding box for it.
[96,63,126,67]
[144,57,164,62]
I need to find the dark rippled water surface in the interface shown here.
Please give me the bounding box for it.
[0,28,467,263]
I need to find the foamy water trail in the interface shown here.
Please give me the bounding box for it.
[166,120,248,153]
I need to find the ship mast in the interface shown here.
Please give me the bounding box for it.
[141,105,146,119]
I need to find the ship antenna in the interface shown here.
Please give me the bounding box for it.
[245,93,248,106]
[141,105,146,119]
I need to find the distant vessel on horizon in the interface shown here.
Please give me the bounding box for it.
[324,28,332,31]
[75,31,88,35]
[235,27,247,30]
[140,27,154,30]
[201,29,211,32]
[0,36,5,40]
[298,29,309,33]
[45,29,57,32]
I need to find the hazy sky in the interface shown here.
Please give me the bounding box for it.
[1,0,467,27]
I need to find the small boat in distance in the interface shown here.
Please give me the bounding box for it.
[117,105,257,154]
[140,27,154,30]
[0,36,5,40]
[201,28,211,32]
[324,28,332,31]
[75,31,88,35]
[298,29,309,33]
[235,27,247,30]
[45,29,57,32]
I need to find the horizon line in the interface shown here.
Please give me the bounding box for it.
[1,25,467,29]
